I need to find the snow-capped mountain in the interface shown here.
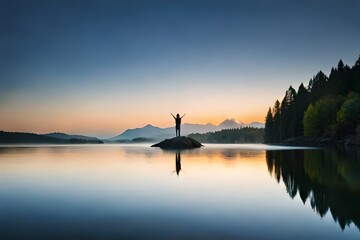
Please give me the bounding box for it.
[217,118,244,129]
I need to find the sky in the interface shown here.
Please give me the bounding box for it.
[1,0,359,138]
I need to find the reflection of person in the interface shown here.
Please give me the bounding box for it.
[171,113,185,137]
[175,151,181,176]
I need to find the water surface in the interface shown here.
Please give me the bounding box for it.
[0,144,359,239]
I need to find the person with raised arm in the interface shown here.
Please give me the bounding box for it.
[171,113,185,137]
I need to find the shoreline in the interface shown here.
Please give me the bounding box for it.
[267,136,360,148]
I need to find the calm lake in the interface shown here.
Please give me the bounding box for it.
[0,144,359,239]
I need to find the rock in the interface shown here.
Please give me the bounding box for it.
[151,136,203,149]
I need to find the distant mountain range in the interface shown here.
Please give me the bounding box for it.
[110,118,264,141]
[0,119,264,144]
[41,132,99,141]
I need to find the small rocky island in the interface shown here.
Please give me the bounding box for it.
[151,136,203,149]
[152,114,203,149]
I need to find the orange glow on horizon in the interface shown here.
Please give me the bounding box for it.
[0,110,266,138]
[0,90,269,138]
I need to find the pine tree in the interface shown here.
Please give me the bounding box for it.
[308,71,328,102]
[290,83,309,137]
[280,86,296,140]
[272,100,281,142]
[265,107,273,142]
[352,55,360,93]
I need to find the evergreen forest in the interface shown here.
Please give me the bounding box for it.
[265,55,360,145]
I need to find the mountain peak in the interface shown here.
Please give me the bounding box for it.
[219,118,244,125]
[218,118,244,129]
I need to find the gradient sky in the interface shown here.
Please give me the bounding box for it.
[1,0,359,138]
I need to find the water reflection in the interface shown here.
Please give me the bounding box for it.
[0,144,359,239]
[175,151,181,176]
[169,151,181,176]
[266,149,360,230]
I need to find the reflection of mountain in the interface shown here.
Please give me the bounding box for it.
[110,119,264,141]
[266,149,360,230]
[123,146,264,161]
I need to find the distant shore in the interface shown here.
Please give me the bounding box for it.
[270,136,360,148]
[0,131,103,144]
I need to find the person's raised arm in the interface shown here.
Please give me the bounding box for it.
[171,113,176,119]
[181,114,186,119]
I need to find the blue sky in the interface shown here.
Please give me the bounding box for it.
[1,0,359,137]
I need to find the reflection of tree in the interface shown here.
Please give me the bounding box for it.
[266,149,360,230]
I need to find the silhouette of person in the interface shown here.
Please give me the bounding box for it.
[171,113,185,137]
[175,151,181,176]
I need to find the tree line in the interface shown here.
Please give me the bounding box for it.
[188,127,264,143]
[265,55,360,143]
[0,131,103,144]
